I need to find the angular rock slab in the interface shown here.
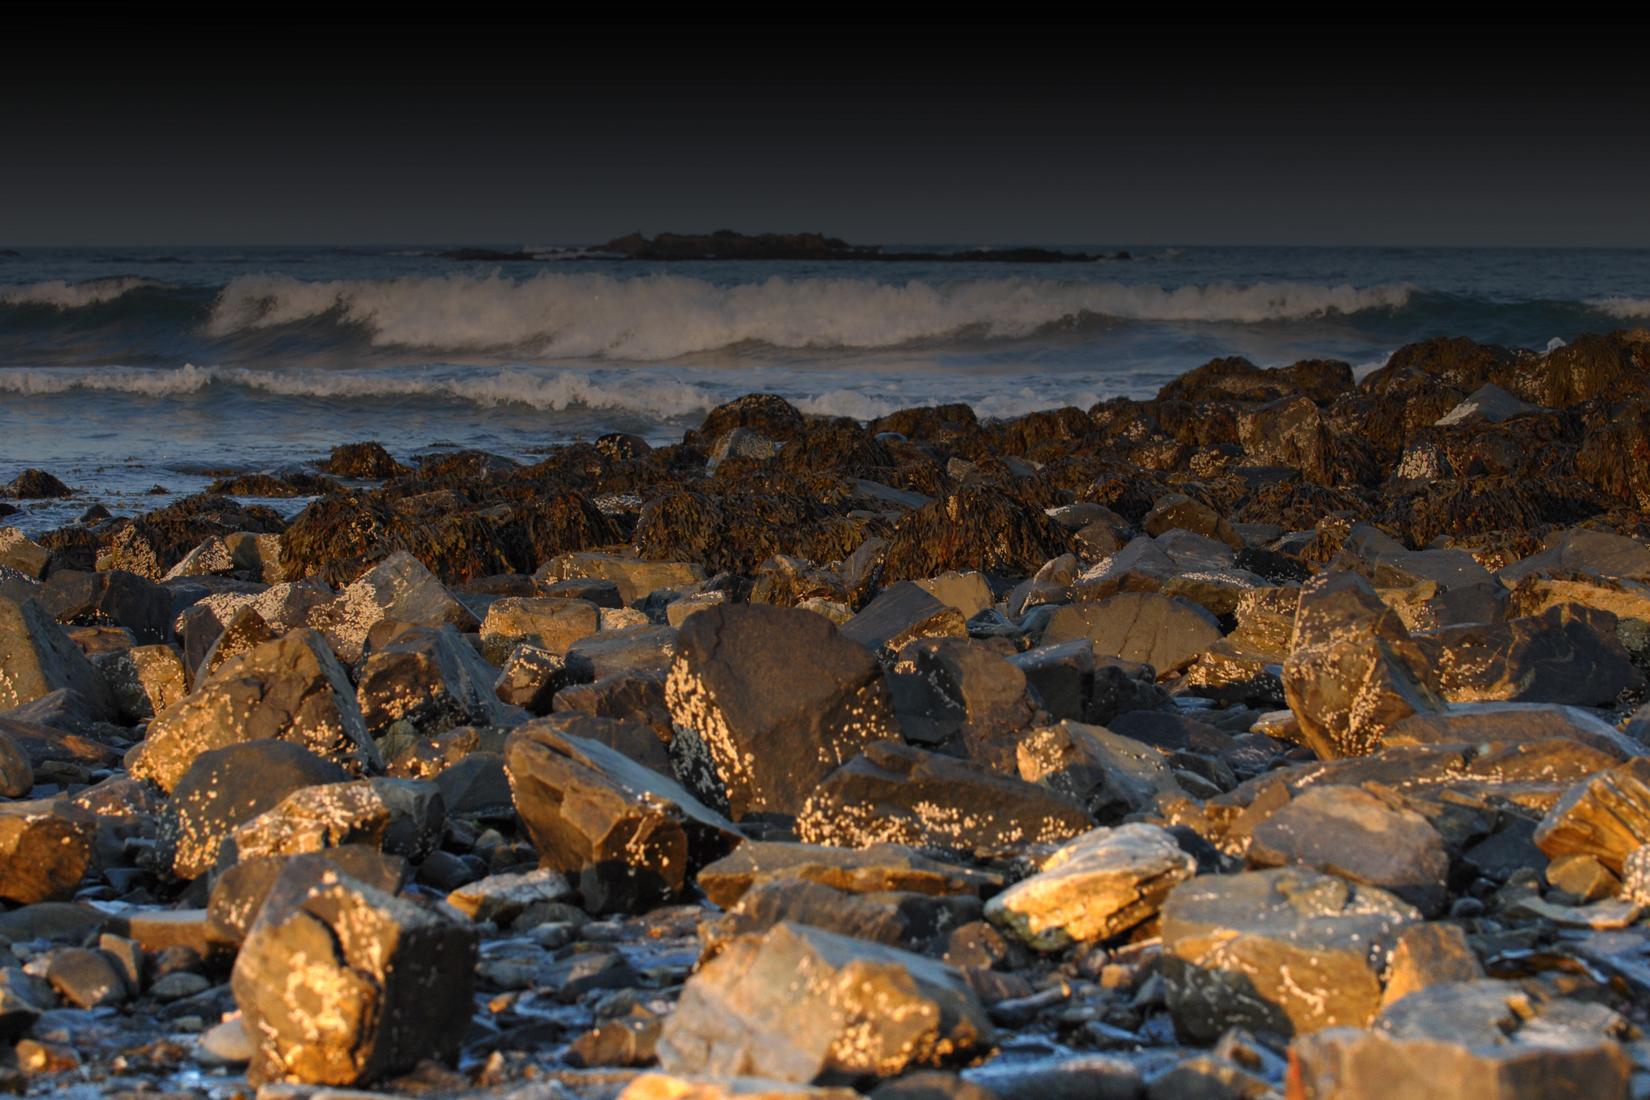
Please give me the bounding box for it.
[131,628,380,792]
[1282,571,1442,759]
[231,778,445,863]
[1533,756,1650,872]
[308,550,478,664]
[505,726,740,914]
[1161,867,1420,1041]
[356,622,525,737]
[985,823,1196,950]
[1289,980,1632,1100]
[697,841,1003,909]
[1041,592,1223,676]
[231,862,478,1086]
[798,742,1093,856]
[666,604,900,820]
[657,922,993,1083]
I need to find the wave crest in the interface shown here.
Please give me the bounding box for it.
[0,276,164,309]
[205,272,1415,360]
[1590,296,1650,319]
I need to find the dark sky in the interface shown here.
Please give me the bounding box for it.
[6,16,1649,247]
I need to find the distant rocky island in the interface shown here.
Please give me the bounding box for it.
[441,230,1130,263]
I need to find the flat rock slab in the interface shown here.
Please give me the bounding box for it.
[657,921,993,1083]
[1041,592,1222,676]
[1534,757,1650,871]
[1161,866,1420,1041]
[985,823,1196,950]
[1246,785,1450,915]
[696,842,1004,909]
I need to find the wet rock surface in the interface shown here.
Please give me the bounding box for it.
[8,344,1650,1096]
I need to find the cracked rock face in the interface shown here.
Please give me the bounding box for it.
[665,603,900,820]
[231,861,478,1086]
[984,823,1197,950]
[657,922,993,1084]
[130,628,381,792]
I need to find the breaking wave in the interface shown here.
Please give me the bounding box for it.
[0,276,165,309]
[203,272,1416,359]
[1590,296,1650,319]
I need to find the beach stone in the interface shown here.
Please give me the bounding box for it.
[208,847,409,941]
[1380,922,1485,1008]
[1414,604,1642,706]
[1041,592,1222,675]
[308,550,478,664]
[0,728,31,796]
[668,591,729,626]
[162,534,236,580]
[446,867,572,922]
[1533,757,1650,871]
[539,551,706,605]
[839,582,967,663]
[538,576,625,607]
[232,778,445,862]
[1246,785,1451,914]
[232,860,478,1086]
[798,742,1093,855]
[0,528,49,578]
[887,637,1039,755]
[493,643,572,713]
[159,741,351,880]
[357,622,524,736]
[45,947,128,1008]
[193,604,275,682]
[696,842,1003,909]
[1621,846,1650,906]
[1160,867,1421,1040]
[132,628,380,792]
[1016,720,1178,821]
[6,469,71,498]
[1142,492,1243,548]
[1545,853,1620,903]
[1289,981,1632,1100]
[525,711,672,776]
[619,1074,861,1100]
[1499,528,1650,584]
[0,967,53,1040]
[984,824,1197,950]
[666,603,899,820]
[657,922,993,1082]
[479,596,601,664]
[0,595,118,717]
[1282,570,1442,759]
[1434,382,1540,425]
[0,800,95,904]
[433,751,513,816]
[505,726,740,914]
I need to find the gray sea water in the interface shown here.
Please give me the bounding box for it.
[0,244,1645,532]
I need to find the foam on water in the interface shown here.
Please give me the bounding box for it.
[0,276,164,309]
[204,272,1416,358]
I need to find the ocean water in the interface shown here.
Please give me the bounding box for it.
[0,244,1646,532]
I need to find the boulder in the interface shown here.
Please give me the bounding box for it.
[1161,867,1420,1040]
[208,846,409,941]
[666,604,899,820]
[0,800,95,904]
[158,741,351,880]
[657,922,993,1083]
[696,842,1003,909]
[703,877,982,956]
[232,778,445,863]
[539,551,706,605]
[887,638,1040,755]
[798,742,1093,856]
[984,824,1197,949]
[493,643,572,713]
[1282,571,1442,758]
[479,596,602,664]
[231,861,478,1085]
[1412,605,1642,706]
[0,595,118,717]
[882,488,1068,583]
[1289,980,1632,1100]
[838,582,967,663]
[308,550,478,664]
[90,642,188,723]
[1245,785,1451,914]
[505,725,740,913]
[131,629,380,792]
[1016,720,1179,821]
[356,623,525,737]
[0,528,49,578]
[0,727,29,796]
[38,569,172,644]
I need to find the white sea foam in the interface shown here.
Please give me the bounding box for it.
[0,276,161,309]
[1590,296,1650,319]
[204,272,1415,360]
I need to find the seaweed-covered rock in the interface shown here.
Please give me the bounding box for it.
[882,488,1067,582]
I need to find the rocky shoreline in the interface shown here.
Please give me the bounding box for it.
[4,330,1650,1098]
